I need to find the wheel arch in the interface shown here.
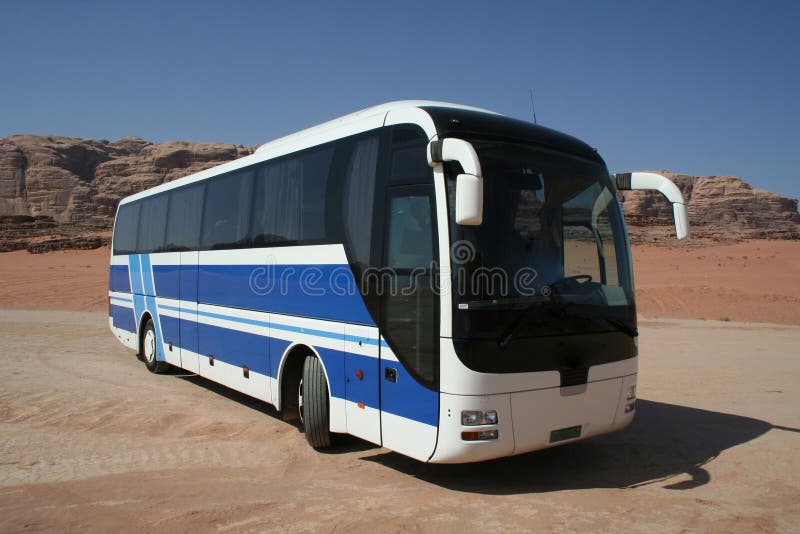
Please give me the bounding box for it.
[137,310,153,355]
[276,342,332,415]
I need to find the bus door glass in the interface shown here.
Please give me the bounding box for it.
[379,185,440,460]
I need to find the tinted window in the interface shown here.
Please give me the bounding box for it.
[342,135,379,267]
[390,127,431,184]
[138,195,168,253]
[113,202,140,255]
[201,169,255,250]
[252,148,334,245]
[165,184,204,251]
[382,190,439,386]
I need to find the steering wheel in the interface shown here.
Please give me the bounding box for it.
[549,274,593,293]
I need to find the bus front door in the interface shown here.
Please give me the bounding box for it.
[379,186,440,462]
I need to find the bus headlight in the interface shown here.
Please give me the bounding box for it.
[461,410,498,426]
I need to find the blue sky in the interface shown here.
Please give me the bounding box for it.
[1,1,798,201]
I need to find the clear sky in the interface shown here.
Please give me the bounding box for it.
[1,0,798,201]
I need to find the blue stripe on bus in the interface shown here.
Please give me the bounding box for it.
[158,303,387,348]
[153,264,180,300]
[129,255,144,295]
[111,304,136,333]
[269,337,292,380]
[380,358,438,426]
[197,321,269,375]
[345,350,380,410]
[180,264,199,302]
[151,309,428,424]
[110,265,131,293]
[159,314,181,355]
[140,254,155,297]
[198,264,374,325]
[114,254,432,425]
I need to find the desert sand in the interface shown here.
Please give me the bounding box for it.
[1,240,799,324]
[1,241,799,531]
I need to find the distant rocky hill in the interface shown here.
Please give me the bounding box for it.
[619,172,800,244]
[0,135,798,252]
[0,135,254,252]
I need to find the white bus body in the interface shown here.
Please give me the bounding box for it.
[109,101,687,463]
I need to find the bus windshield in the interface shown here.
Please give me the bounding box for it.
[446,140,635,343]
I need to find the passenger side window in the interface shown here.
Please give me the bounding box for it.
[390,127,431,184]
[201,169,255,250]
[251,148,334,245]
[165,184,204,251]
[138,194,168,253]
[342,135,380,268]
[113,202,140,255]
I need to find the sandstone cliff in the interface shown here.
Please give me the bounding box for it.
[0,135,253,252]
[619,172,800,244]
[1,135,798,251]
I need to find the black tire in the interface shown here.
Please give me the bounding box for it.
[301,355,331,448]
[141,318,171,374]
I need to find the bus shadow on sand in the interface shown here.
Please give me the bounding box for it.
[362,399,798,494]
[174,371,796,491]
[176,372,379,454]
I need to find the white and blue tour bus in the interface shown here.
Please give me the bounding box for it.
[108,101,689,463]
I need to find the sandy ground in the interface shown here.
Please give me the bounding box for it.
[632,241,800,325]
[0,310,798,532]
[0,240,798,324]
[0,241,799,531]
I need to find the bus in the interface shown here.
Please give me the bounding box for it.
[108,101,689,463]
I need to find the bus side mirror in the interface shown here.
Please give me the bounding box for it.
[615,172,690,240]
[428,138,483,225]
[454,173,483,225]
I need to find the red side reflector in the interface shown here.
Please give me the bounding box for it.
[355,369,364,380]
[357,402,365,409]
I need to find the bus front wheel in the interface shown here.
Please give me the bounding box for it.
[141,318,171,374]
[301,355,331,449]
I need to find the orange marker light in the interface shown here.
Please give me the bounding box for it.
[357,402,365,409]
[355,370,364,380]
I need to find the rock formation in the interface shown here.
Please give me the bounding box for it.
[0,135,798,252]
[619,172,800,244]
[0,135,253,252]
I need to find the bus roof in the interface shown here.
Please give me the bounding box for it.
[118,101,496,206]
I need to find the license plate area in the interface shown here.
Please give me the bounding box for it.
[549,425,582,443]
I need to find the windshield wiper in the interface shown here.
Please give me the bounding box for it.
[582,316,638,338]
[460,295,551,311]
[497,298,553,348]
[497,303,637,348]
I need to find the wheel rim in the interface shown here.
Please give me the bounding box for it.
[297,377,304,425]
[144,329,156,363]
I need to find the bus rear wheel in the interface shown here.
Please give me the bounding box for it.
[141,318,170,374]
[301,354,331,449]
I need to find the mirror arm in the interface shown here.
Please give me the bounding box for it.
[428,138,482,177]
[615,172,690,239]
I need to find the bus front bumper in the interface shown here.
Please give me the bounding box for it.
[428,374,637,463]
